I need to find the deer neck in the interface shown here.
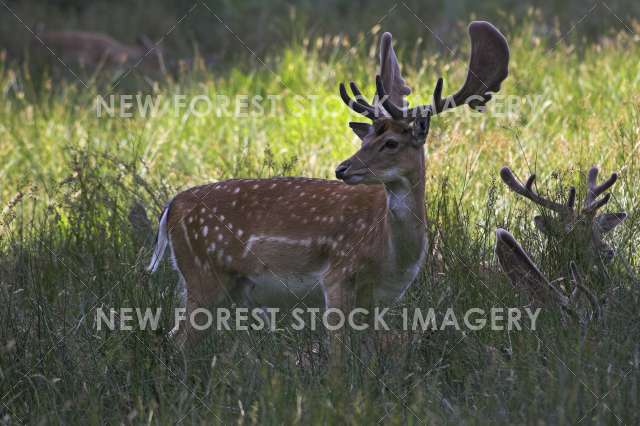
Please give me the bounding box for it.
[382,152,427,269]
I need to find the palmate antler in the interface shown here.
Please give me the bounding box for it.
[339,21,510,120]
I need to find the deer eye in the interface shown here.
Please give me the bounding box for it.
[381,139,399,151]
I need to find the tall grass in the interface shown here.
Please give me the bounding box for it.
[0,22,639,424]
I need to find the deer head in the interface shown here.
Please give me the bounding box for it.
[496,166,627,325]
[335,22,509,187]
[500,166,626,265]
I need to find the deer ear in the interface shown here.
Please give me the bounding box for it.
[411,116,430,145]
[595,212,627,234]
[495,228,552,305]
[349,122,373,141]
[377,32,411,107]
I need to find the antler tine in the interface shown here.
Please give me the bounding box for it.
[339,82,379,118]
[349,82,375,109]
[431,77,444,114]
[584,166,618,213]
[500,167,566,212]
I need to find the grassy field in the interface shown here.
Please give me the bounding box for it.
[1,16,640,425]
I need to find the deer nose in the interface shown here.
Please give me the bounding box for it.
[335,161,351,180]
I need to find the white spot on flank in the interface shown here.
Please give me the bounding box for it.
[200,208,206,213]
[219,215,225,222]
[180,222,194,254]
[225,255,232,264]
[188,217,193,223]
[199,218,204,224]
[234,187,240,194]
[237,229,244,238]
[214,226,220,232]
[207,243,216,253]
[231,201,237,207]
[202,226,209,237]
[217,234,223,241]
[252,184,259,190]
[270,183,277,189]
[242,235,313,258]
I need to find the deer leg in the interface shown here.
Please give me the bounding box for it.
[323,278,357,372]
[170,265,232,349]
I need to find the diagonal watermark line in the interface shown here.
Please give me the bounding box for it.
[334,3,399,65]
[2,1,632,422]
[1,397,24,424]
[198,1,299,96]
[600,0,633,34]
[386,4,633,417]
[0,0,88,88]
[576,365,633,424]
[549,1,599,53]
[333,333,426,424]
[132,334,223,423]
[400,1,490,92]
[0,234,152,409]
[111,2,200,89]
[376,332,466,423]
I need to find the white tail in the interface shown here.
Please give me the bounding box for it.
[147,205,171,273]
[148,22,509,350]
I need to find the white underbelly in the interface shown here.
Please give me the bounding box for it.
[246,272,326,309]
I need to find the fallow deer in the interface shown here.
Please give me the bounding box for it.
[147,22,509,348]
[32,30,166,74]
[496,166,627,323]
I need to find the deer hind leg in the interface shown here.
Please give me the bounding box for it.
[170,262,233,349]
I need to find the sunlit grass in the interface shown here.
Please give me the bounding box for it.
[0,22,638,424]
